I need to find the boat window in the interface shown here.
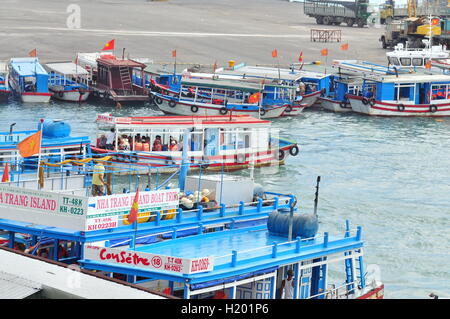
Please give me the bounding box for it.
[430,84,450,101]
[394,83,415,101]
[388,57,400,66]
[400,58,411,66]
[412,58,423,66]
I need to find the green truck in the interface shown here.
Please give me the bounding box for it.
[303,0,372,27]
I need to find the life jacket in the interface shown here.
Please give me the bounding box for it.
[134,142,143,151]
[142,143,150,152]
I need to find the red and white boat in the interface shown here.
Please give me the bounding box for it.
[92,113,300,173]
[347,73,450,116]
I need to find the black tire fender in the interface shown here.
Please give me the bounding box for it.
[168,100,177,108]
[191,105,199,113]
[429,105,437,113]
[289,145,299,156]
[397,104,405,112]
[219,107,228,115]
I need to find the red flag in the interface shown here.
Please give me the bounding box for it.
[29,49,37,57]
[213,60,217,72]
[17,131,41,158]
[127,188,139,224]
[340,43,349,51]
[425,60,432,69]
[299,51,303,63]
[74,55,78,65]
[321,48,328,56]
[102,39,115,51]
[172,50,177,58]
[1,163,10,183]
[272,49,278,58]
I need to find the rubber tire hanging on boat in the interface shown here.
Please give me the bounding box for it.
[429,105,437,113]
[362,98,369,105]
[339,101,348,108]
[191,105,199,113]
[168,100,177,108]
[236,153,246,163]
[289,145,299,156]
[285,105,293,112]
[58,91,64,98]
[219,107,228,115]
[155,97,163,105]
[278,149,285,161]
[259,108,266,117]
[369,98,376,106]
[397,104,405,112]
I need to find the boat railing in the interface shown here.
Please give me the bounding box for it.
[307,281,358,299]
[213,227,361,268]
[0,130,36,143]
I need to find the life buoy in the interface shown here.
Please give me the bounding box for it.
[362,98,369,105]
[429,105,437,113]
[191,105,199,113]
[278,149,285,161]
[259,108,267,116]
[285,105,293,112]
[168,100,177,108]
[289,145,299,156]
[155,97,163,105]
[219,107,228,115]
[397,104,405,112]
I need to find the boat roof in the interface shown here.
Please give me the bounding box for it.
[97,56,147,68]
[218,65,330,81]
[369,73,450,83]
[9,58,47,77]
[144,63,184,76]
[97,114,271,127]
[181,78,262,92]
[187,73,298,89]
[45,62,89,76]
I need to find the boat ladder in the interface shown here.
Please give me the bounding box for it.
[119,66,132,94]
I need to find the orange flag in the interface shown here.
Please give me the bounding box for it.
[102,39,115,51]
[1,163,10,183]
[425,60,432,69]
[127,188,140,224]
[321,48,328,56]
[272,49,278,58]
[172,50,177,58]
[340,43,349,51]
[17,131,41,158]
[248,92,261,104]
[29,49,37,57]
[299,51,303,63]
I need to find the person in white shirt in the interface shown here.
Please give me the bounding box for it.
[280,269,295,299]
[105,128,115,150]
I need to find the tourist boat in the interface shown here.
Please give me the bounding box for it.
[214,64,332,108]
[0,63,10,101]
[0,119,91,181]
[151,78,290,119]
[319,76,363,112]
[45,62,91,102]
[8,58,52,103]
[347,73,450,116]
[75,52,151,104]
[0,158,384,300]
[386,41,449,70]
[91,113,299,173]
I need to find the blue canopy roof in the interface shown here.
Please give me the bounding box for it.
[9,58,48,77]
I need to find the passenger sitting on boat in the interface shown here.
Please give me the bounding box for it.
[142,137,150,152]
[153,139,163,152]
[298,82,306,95]
[169,140,178,151]
[97,134,107,148]
[134,136,143,151]
[364,88,374,98]
[105,128,115,150]
[119,138,130,151]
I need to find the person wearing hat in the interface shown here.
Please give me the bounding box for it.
[92,161,108,197]
[280,268,295,299]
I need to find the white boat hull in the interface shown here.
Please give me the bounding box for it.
[348,95,450,116]
[21,93,52,103]
[156,96,287,119]
[51,90,90,102]
[301,91,322,107]
[320,97,352,113]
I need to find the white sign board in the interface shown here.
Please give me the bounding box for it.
[0,185,87,231]
[86,188,179,231]
[84,244,214,274]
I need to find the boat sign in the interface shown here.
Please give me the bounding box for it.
[84,244,214,274]
[0,185,87,230]
[86,188,179,231]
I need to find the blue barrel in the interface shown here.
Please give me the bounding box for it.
[267,210,319,239]
[38,119,71,138]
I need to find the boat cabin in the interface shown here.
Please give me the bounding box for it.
[360,74,450,104]
[94,56,148,102]
[45,62,91,89]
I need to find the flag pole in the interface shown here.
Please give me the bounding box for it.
[36,120,44,189]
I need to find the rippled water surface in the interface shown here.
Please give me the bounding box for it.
[1,99,449,299]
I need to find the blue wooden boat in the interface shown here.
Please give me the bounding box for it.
[0,64,11,101]
[8,58,52,103]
